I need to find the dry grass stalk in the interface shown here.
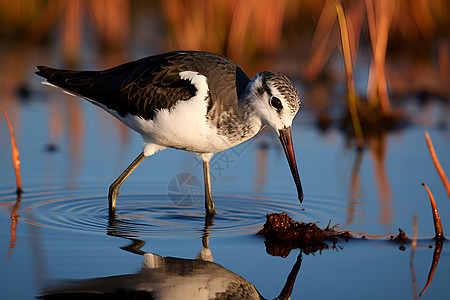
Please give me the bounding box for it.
[365,0,393,114]
[438,39,450,99]
[26,0,130,62]
[0,0,42,33]
[4,110,22,194]
[227,0,258,59]
[424,131,450,200]
[334,0,364,148]
[61,0,83,66]
[334,0,354,86]
[162,0,238,53]
[25,1,61,43]
[410,0,436,37]
[87,0,129,52]
[345,1,365,66]
[421,183,444,239]
[304,0,336,81]
[162,0,286,64]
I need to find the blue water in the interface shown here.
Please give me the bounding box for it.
[1,73,450,299]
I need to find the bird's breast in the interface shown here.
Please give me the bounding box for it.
[120,95,259,155]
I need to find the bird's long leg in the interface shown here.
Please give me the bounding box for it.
[202,154,216,216]
[109,152,146,217]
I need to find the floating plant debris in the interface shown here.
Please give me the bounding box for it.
[391,228,410,243]
[259,212,351,257]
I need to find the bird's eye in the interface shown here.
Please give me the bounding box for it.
[269,96,283,111]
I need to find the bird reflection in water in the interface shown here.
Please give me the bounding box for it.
[39,215,302,300]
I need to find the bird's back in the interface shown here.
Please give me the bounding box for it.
[36,51,250,122]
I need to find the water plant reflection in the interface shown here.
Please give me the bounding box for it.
[420,238,444,297]
[6,193,21,262]
[410,214,419,300]
[346,132,393,230]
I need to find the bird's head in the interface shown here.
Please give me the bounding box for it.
[247,71,303,202]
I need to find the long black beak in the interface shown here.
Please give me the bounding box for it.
[278,126,303,202]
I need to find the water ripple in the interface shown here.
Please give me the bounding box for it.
[0,186,345,238]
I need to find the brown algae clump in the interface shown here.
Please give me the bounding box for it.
[259,213,352,257]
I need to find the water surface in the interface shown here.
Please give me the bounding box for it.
[1,71,450,299]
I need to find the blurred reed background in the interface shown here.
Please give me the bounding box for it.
[0,0,449,146]
[1,3,450,295]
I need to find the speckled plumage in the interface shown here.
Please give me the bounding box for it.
[260,71,301,115]
[36,51,254,145]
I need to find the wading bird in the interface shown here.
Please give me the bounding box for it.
[36,51,303,216]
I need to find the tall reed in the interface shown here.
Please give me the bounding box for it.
[4,110,22,194]
[334,0,363,148]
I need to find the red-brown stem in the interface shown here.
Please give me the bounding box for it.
[422,183,444,239]
[4,110,22,194]
[425,131,450,200]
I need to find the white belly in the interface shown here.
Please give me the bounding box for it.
[92,70,261,156]
[107,93,256,156]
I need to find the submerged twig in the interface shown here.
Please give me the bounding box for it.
[4,110,22,194]
[424,131,450,200]
[421,183,444,239]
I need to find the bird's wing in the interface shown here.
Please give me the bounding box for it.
[177,52,251,130]
[35,51,227,120]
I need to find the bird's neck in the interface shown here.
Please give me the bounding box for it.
[236,93,265,138]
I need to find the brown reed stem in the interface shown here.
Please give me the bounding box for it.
[421,183,444,239]
[365,0,393,114]
[334,0,364,149]
[4,110,22,194]
[425,131,450,200]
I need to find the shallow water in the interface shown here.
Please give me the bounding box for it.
[1,79,450,299]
